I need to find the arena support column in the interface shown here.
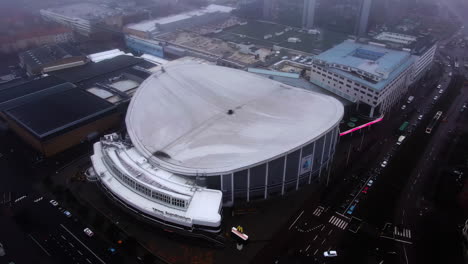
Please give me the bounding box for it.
[231,173,234,203]
[281,154,288,195]
[264,162,269,199]
[308,142,316,184]
[296,147,303,190]
[247,168,250,202]
[318,133,327,181]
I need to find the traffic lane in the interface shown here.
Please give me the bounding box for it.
[395,78,468,261]
[10,196,111,264]
[274,205,350,262]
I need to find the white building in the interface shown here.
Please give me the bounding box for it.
[90,62,343,231]
[310,40,415,117]
[124,5,234,39]
[40,3,139,36]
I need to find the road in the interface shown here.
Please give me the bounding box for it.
[252,26,467,264]
[1,193,117,264]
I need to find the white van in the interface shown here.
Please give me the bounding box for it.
[397,136,406,145]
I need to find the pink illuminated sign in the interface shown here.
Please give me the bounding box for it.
[339,116,384,136]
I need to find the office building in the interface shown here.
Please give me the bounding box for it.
[310,40,414,117]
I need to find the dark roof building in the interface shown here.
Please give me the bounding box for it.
[2,88,120,157]
[0,55,158,157]
[18,43,88,76]
[0,75,68,111]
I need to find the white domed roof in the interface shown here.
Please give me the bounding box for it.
[126,62,343,176]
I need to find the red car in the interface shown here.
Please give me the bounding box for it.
[362,186,369,194]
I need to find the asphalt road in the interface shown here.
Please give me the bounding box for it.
[0,191,119,264]
[252,29,467,263]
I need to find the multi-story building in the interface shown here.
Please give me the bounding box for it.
[262,0,316,29]
[18,43,87,76]
[40,3,146,37]
[124,5,233,39]
[0,27,74,54]
[310,40,414,117]
[372,32,437,83]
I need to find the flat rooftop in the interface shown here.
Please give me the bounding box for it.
[126,62,344,175]
[0,76,65,105]
[43,3,122,20]
[371,32,437,56]
[212,20,348,54]
[314,40,414,90]
[125,4,233,33]
[50,55,146,84]
[5,88,115,140]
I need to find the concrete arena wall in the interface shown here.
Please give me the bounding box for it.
[201,125,340,204]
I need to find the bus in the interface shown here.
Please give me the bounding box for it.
[426,111,443,134]
[399,121,410,132]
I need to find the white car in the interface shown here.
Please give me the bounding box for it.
[367,180,374,187]
[439,89,444,94]
[401,105,406,110]
[418,115,423,120]
[49,200,58,207]
[381,161,388,168]
[433,95,438,100]
[84,228,94,237]
[437,84,442,89]
[323,250,338,257]
[0,242,5,256]
[63,211,72,218]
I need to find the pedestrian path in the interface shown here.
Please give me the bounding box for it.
[313,206,324,217]
[328,215,348,230]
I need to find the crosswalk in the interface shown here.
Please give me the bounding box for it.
[313,206,324,217]
[394,226,412,239]
[329,215,348,230]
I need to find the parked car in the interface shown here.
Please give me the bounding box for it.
[437,84,442,89]
[49,200,58,207]
[433,95,438,100]
[367,180,374,186]
[381,161,388,168]
[418,115,423,120]
[362,186,369,194]
[83,228,94,237]
[63,211,72,218]
[0,242,5,256]
[439,89,444,94]
[323,250,338,257]
[401,105,406,110]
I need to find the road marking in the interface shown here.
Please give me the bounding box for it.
[289,210,304,230]
[314,249,318,255]
[61,235,67,240]
[313,235,318,241]
[60,224,106,264]
[86,259,92,264]
[306,245,311,251]
[29,234,52,256]
[329,216,348,230]
[321,238,326,245]
[403,245,409,264]
[328,229,333,235]
[69,242,75,248]
[320,225,325,231]
[77,250,83,255]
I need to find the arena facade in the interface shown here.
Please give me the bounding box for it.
[90,62,343,232]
